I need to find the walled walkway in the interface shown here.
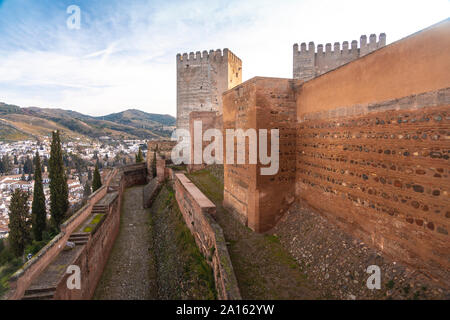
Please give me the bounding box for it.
[93,186,157,299]
[187,168,318,299]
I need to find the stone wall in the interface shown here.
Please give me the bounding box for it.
[293,33,386,81]
[174,173,241,300]
[222,77,300,232]
[147,140,177,179]
[6,163,148,300]
[176,49,242,133]
[188,111,222,172]
[295,19,450,286]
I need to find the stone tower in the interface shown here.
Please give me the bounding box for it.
[293,33,386,81]
[176,48,242,133]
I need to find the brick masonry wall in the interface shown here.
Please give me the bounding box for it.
[174,173,241,300]
[293,34,386,81]
[188,111,221,172]
[7,164,148,300]
[295,20,450,286]
[223,77,300,232]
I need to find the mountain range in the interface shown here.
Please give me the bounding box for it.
[0,102,176,142]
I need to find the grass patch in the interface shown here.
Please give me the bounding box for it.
[151,184,217,300]
[83,226,93,233]
[90,214,105,225]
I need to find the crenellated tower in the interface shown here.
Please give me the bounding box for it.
[293,33,386,81]
[176,48,242,133]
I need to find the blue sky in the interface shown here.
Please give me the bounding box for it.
[0,0,448,117]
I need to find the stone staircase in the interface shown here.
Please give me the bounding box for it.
[22,287,56,300]
[92,204,108,214]
[68,233,90,246]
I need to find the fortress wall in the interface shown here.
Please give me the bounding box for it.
[295,19,450,286]
[147,140,177,179]
[174,173,241,300]
[55,192,121,300]
[293,33,386,81]
[6,169,117,300]
[176,49,242,133]
[223,77,300,232]
[188,111,221,172]
[7,164,148,300]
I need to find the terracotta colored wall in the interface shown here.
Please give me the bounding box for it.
[296,20,450,286]
[7,169,118,300]
[7,164,148,300]
[296,19,450,117]
[188,111,221,172]
[223,77,299,232]
[174,173,241,300]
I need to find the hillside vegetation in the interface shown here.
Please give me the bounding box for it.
[0,102,175,142]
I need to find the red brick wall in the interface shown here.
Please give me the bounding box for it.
[7,164,148,300]
[296,20,450,286]
[188,111,222,172]
[223,77,299,232]
[174,173,241,300]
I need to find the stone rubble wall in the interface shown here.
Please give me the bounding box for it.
[174,173,241,300]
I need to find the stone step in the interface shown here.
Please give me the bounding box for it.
[70,233,90,237]
[93,205,107,209]
[24,286,56,296]
[71,240,88,245]
[69,235,90,240]
[22,290,55,300]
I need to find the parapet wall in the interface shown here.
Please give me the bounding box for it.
[174,173,241,300]
[295,19,450,286]
[6,163,148,300]
[293,33,386,81]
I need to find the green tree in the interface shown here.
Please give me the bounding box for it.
[0,157,4,174]
[92,163,102,192]
[135,147,144,163]
[151,149,157,178]
[2,154,11,173]
[23,156,33,174]
[49,131,69,229]
[31,151,46,241]
[83,181,91,198]
[8,189,31,257]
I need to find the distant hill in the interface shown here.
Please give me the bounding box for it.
[0,102,176,142]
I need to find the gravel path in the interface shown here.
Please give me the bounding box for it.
[93,186,157,300]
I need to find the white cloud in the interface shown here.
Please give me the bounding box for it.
[0,0,448,116]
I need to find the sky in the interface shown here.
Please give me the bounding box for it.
[0,0,448,117]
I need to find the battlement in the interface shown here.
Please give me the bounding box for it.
[176,48,242,65]
[176,47,242,133]
[293,33,386,81]
[293,33,386,56]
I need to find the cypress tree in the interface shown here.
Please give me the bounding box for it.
[135,147,144,163]
[31,151,46,241]
[49,131,69,229]
[92,163,102,192]
[151,149,157,178]
[83,181,91,198]
[8,189,31,257]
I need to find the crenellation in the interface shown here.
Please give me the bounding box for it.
[176,48,242,133]
[293,33,387,80]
